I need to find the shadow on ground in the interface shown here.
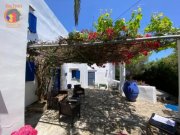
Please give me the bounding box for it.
[26,89,148,135]
[25,110,43,128]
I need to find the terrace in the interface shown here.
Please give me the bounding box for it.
[25,88,177,135]
[1,1,180,135]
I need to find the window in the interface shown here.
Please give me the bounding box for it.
[28,12,37,33]
[72,70,80,81]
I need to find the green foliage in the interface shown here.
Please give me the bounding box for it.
[94,8,143,39]
[135,50,178,97]
[68,31,85,42]
[94,13,113,33]
[155,42,177,52]
[94,8,142,41]
[127,8,143,37]
[114,19,126,34]
[80,32,89,40]
[126,54,149,79]
[168,27,180,35]
[145,13,173,35]
[69,8,177,43]
[115,64,120,80]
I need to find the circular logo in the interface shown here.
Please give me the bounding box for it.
[4,8,21,23]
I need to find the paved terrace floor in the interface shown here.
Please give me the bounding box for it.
[25,89,171,135]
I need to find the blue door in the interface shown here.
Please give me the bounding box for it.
[88,72,95,86]
[53,68,61,90]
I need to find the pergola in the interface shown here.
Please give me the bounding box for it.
[28,34,180,113]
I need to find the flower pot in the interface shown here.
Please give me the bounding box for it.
[123,81,139,102]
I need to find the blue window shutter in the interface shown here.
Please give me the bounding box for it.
[25,61,35,81]
[28,13,37,33]
[72,70,76,78]
[72,70,80,80]
[76,70,80,80]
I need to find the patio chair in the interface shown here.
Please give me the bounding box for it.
[147,113,180,135]
[73,84,85,97]
[48,90,68,109]
[59,99,80,127]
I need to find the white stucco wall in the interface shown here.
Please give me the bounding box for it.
[61,63,115,89]
[25,77,38,106]
[121,85,157,103]
[25,0,68,106]
[61,63,88,89]
[0,1,29,135]
[27,0,68,42]
[137,85,157,103]
[61,64,68,89]
[92,63,115,88]
[119,63,126,94]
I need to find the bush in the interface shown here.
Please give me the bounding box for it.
[135,51,178,97]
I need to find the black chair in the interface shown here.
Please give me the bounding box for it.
[59,99,80,127]
[73,84,85,97]
[48,90,68,109]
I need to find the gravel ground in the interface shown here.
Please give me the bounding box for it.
[26,89,172,135]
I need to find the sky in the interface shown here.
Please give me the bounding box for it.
[45,0,180,61]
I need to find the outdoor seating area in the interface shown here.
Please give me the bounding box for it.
[25,88,178,135]
[1,1,180,135]
[59,97,81,128]
[48,90,68,109]
[73,85,85,97]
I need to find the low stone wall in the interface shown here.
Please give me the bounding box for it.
[137,85,157,103]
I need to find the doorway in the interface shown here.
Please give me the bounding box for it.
[88,72,95,86]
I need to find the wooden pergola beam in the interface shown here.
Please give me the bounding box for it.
[28,35,180,114]
[28,34,180,48]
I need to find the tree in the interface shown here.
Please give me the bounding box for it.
[126,54,149,79]
[74,0,81,26]
[137,50,178,97]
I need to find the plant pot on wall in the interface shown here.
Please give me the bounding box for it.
[123,81,139,102]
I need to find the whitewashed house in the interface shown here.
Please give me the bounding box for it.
[0,1,29,135]
[0,0,68,134]
[25,0,117,105]
[0,0,123,134]
[25,0,118,107]
[61,63,115,89]
[27,0,68,42]
[25,0,68,107]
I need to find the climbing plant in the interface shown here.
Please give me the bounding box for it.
[127,7,143,37]
[94,12,113,33]
[27,8,178,100]
[145,13,173,35]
